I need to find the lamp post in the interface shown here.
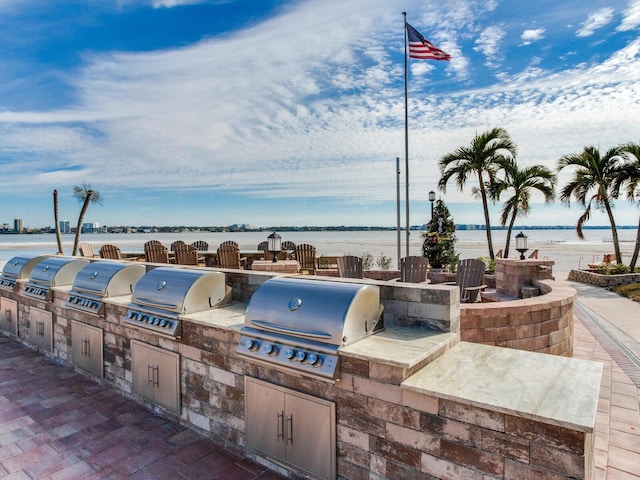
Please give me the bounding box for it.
[267,231,281,263]
[428,190,436,221]
[515,231,528,260]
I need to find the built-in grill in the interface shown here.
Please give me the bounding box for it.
[66,261,146,316]
[124,267,229,338]
[23,257,90,301]
[0,255,51,292]
[237,277,384,381]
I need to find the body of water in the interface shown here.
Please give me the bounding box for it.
[0,228,637,273]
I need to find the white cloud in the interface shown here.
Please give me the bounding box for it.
[577,7,615,37]
[617,0,640,31]
[474,25,505,66]
[520,28,545,46]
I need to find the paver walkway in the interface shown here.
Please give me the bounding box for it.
[0,335,285,480]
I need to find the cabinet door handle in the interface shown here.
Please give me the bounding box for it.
[152,366,160,388]
[82,338,90,357]
[37,321,44,336]
[286,414,293,444]
[4,309,10,322]
[277,411,284,441]
[147,364,154,385]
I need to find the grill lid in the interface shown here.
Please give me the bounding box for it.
[71,261,145,298]
[2,255,51,279]
[131,267,227,314]
[244,277,382,347]
[29,257,90,286]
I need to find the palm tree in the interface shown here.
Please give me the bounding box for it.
[71,183,102,256]
[53,189,64,255]
[438,127,517,260]
[616,142,640,270]
[491,158,556,258]
[557,146,624,263]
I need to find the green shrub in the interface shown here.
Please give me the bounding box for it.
[376,254,392,270]
[596,263,631,274]
[362,252,374,270]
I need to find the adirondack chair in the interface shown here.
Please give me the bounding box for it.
[79,242,96,257]
[295,243,316,274]
[451,258,487,303]
[174,243,203,266]
[170,240,186,251]
[99,244,122,260]
[191,240,209,251]
[220,240,239,248]
[216,244,246,269]
[399,256,429,283]
[282,241,296,259]
[145,243,171,264]
[337,255,363,278]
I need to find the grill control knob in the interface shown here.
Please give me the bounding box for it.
[307,353,320,366]
[295,351,307,362]
[243,339,259,351]
[263,343,278,356]
[284,348,296,360]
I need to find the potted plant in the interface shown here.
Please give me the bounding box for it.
[422,199,458,272]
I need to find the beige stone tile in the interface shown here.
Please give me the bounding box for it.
[607,445,640,476]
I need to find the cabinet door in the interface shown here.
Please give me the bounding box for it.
[0,298,18,336]
[285,394,336,480]
[245,378,286,460]
[153,348,180,414]
[71,321,103,378]
[131,341,181,414]
[132,341,157,403]
[29,308,53,352]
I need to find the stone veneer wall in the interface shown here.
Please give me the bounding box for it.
[460,279,576,356]
[2,267,595,480]
[568,269,640,287]
[495,258,555,298]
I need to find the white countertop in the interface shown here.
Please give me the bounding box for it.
[402,341,602,432]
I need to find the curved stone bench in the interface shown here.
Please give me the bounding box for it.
[460,279,577,356]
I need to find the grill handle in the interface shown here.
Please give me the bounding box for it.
[250,320,332,340]
[277,411,284,441]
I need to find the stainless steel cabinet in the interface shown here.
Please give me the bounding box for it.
[25,307,53,352]
[245,377,336,480]
[72,321,103,378]
[131,340,180,414]
[0,297,18,336]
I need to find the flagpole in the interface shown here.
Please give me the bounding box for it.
[396,157,401,268]
[402,11,410,258]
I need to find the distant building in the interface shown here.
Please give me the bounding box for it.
[81,222,100,233]
[59,220,70,234]
[13,218,23,233]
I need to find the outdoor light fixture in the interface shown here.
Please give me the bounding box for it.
[428,190,436,220]
[515,231,528,260]
[267,231,281,263]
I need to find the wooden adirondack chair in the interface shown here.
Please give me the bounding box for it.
[216,244,246,269]
[337,255,363,278]
[295,243,316,274]
[174,243,203,266]
[170,240,186,252]
[145,243,170,263]
[79,242,96,257]
[453,258,487,303]
[99,244,122,260]
[220,240,239,249]
[399,256,429,283]
[191,240,209,251]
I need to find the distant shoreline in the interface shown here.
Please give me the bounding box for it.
[1,224,638,235]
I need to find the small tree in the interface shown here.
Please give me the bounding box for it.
[71,183,102,256]
[422,199,458,269]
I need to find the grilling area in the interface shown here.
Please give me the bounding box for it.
[0,254,602,480]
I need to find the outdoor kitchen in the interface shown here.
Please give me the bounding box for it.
[0,255,602,480]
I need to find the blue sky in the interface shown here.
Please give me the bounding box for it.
[1,0,639,229]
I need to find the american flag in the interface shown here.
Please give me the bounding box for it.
[406,23,451,61]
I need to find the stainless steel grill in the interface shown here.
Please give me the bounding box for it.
[0,255,51,292]
[66,261,146,316]
[237,277,383,381]
[23,257,90,301]
[124,267,229,338]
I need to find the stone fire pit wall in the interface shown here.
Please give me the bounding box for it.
[460,279,577,356]
[495,258,555,297]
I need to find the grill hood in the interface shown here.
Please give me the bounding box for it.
[28,257,90,287]
[0,255,51,291]
[71,261,145,298]
[244,277,382,347]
